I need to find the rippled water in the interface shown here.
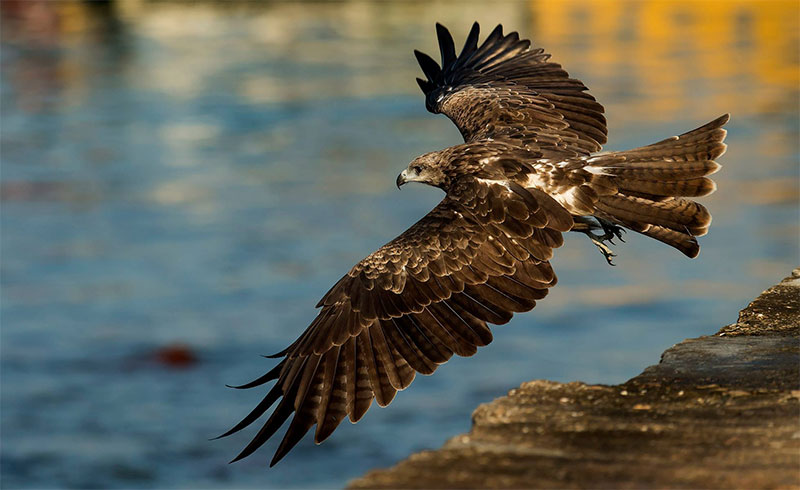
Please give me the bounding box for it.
[2,1,798,488]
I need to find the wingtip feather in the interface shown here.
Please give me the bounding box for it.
[215,386,283,441]
[414,49,442,82]
[435,23,456,67]
[229,398,295,464]
[490,23,504,38]
[263,350,287,359]
[226,361,284,389]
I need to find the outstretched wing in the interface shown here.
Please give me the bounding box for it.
[415,23,607,155]
[219,178,574,466]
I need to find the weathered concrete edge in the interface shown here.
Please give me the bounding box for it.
[633,268,800,391]
[348,269,800,489]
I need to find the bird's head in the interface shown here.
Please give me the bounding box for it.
[397,151,447,189]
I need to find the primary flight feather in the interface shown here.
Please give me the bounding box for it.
[218,22,728,466]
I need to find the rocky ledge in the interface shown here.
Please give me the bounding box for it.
[349,270,800,489]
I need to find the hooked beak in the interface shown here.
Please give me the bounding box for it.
[396,170,407,189]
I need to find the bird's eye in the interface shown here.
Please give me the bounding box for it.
[412,165,423,174]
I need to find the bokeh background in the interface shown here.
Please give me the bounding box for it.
[1,0,798,488]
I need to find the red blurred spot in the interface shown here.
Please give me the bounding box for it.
[154,344,197,368]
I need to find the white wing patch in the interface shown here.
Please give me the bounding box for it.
[583,165,614,176]
[556,187,590,214]
[480,161,592,216]
[476,177,511,190]
[525,162,589,215]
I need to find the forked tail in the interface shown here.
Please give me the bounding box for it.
[584,114,729,257]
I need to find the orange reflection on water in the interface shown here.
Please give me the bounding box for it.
[531,0,800,121]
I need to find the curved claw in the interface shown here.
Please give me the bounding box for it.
[571,216,625,266]
[591,237,617,266]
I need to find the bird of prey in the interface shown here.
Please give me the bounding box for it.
[218,22,728,466]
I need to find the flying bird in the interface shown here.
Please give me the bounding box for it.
[218,22,728,466]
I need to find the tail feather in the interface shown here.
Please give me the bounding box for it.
[585,114,729,257]
[637,114,729,153]
[614,176,716,198]
[641,225,701,258]
[593,159,721,180]
[595,195,712,236]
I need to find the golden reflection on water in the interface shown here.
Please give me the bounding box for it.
[113,0,800,114]
[5,1,798,116]
[531,0,799,121]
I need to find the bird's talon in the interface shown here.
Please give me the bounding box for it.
[571,217,626,265]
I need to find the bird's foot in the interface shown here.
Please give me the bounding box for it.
[572,217,627,266]
[598,218,626,244]
[589,235,617,265]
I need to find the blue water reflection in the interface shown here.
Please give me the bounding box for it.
[1,1,797,488]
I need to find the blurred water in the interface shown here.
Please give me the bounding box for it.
[1,1,798,488]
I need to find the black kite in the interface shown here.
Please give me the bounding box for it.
[218,23,728,466]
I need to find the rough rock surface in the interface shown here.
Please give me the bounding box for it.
[349,270,800,489]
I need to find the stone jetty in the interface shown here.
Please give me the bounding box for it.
[350,269,800,489]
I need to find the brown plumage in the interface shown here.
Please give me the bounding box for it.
[219,22,728,466]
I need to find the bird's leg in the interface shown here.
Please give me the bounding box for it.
[598,217,626,244]
[571,216,627,266]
